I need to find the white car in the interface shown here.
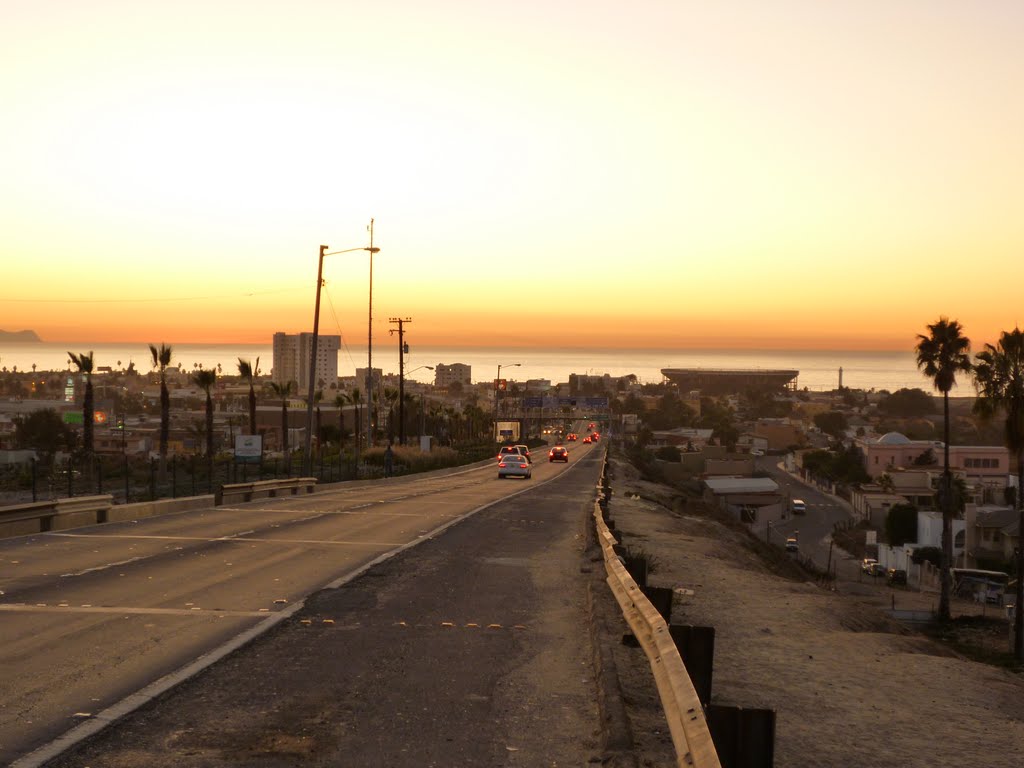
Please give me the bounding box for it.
[497,455,532,479]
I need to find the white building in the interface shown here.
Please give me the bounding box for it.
[272,332,341,391]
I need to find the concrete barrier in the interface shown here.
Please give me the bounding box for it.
[105,496,216,523]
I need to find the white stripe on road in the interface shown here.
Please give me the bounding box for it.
[48,532,407,548]
[0,603,268,618]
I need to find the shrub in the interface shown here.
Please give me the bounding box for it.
[655,445,682,462]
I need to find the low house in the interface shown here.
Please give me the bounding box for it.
[737,433,769,455]
[752,419,805,452]
[650,427,713,450]
[850,488,909,528]
[703,477,783,527]
[856,432,1010,488]
[963,504,1019,569]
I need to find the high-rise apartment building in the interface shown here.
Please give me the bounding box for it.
[435,363,472,388]
[272,332,341,391]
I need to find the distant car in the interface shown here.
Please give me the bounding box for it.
[514,444,533,463]
[887,568,908,586]
[791,499,806,515]
[867,562,887,577]
[583,436,592,444]
[549,446,569,462]
[751,448,765,457]
[567,433,578,442]
[785,537,799,552]
[498,445,521,459]
[861,558,878,574]
[497,455,531,479]
[587,423,594,431]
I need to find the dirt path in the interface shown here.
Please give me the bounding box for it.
[606,457,1024,768]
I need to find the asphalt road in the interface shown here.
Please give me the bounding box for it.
[756,456,855,569]
[1,442,601,766]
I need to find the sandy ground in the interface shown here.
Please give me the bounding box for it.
[605,457,1024,768]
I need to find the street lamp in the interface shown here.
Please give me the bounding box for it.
[365,218,377,453]
[493,362,521,443]
[304,236,380,476]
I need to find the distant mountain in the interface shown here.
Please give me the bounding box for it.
[0,329,42,342]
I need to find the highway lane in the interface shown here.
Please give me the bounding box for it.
[44,441,609,768]
[0,442,597,765]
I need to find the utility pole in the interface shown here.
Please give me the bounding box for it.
[389,317,411,445]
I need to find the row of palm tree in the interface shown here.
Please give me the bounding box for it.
[915,319,1024,660]
[63,346,489,480]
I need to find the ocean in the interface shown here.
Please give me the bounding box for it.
[0,341,945,393]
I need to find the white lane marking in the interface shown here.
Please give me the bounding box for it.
[216,529,256,540]
[47,533,405,547]
[0,603,267,618]
[60,556,147,578]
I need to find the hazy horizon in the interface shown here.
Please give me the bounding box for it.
[4,2,1022,350]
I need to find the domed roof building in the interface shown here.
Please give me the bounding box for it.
[877,432,914,445]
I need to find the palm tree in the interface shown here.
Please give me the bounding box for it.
[149,343,173,479]
[192,369,217,459]
[973,327,1024,660]
[269,381,295,463]
[67,351,95,456]
[237,357,260,436]
[915,317,972,622]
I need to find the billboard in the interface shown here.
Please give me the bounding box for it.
[494,420,520,443]
[234,434,263,463]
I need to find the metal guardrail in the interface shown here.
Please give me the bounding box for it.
[215,477,317,505]
[594,454,721,768]
[0,495,114,538]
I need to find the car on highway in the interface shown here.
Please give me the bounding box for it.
[785,537,799,552]
[497,455,532,479]
[591,432,600,441]
[497,445,531,462]
[567,433,578,442]
[583,436,592,444]
[548,446,569,462]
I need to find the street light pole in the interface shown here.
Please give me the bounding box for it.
[303,234,379,476]
[389,317,411,445]
[493,362,520,443]
[366,218,375,452]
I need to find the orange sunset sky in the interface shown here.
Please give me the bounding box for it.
[2,1,1023,351]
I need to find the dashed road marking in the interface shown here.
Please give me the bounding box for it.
[0,603,267,617]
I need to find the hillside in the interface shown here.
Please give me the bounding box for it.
[0,329,41,342]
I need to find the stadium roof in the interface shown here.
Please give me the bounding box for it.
[661,368,799,394]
